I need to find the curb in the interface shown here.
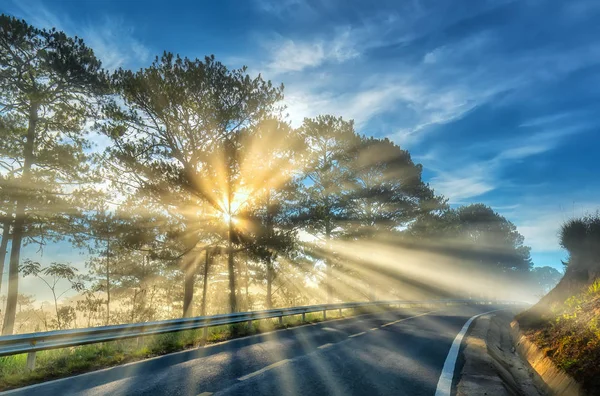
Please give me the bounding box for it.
[510,321,583,396]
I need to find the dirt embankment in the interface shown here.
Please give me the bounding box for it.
[516,279,600,394]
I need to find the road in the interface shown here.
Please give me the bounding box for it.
[3,305,500,396]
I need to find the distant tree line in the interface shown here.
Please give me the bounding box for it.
[0,15,559,335]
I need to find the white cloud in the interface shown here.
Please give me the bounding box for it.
[430,173,495,202]
[496,144,552,161]
[513,202,600,252]
[423,48,442,64]
[268,40,326,73]
[254,0,310,18]
[281,79,421,127]
[518,112,576,128]
[279,70,482,134]
[81,17,150,70]
[6,1,150,71]
[266,29,359,74]
[423,125,585,203]
[391,100,478,146]
[495,125,588,162]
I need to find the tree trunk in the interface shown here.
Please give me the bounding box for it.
[183,253,197,318]
[228,217,237,313]
[266,256,273,309]
[244,257,250,310]
[0,219,11,294]
[131,289,138,323]
[265,191,273,309]
[325,219,332,304]
[105,238,110,326]
[53,290,61,329]
[2,101,38,336]
[2,185,27,336]
[201,249,210,316]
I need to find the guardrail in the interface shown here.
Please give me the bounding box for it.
[0,299,524,370]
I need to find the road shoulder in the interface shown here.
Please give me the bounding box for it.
[456,312,544,396]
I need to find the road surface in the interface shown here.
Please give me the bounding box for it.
[3,305,500,396]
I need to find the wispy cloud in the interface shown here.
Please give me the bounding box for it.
[266,29,359,74]
[5,0,150,70]
[253,0,310,18]
[430,173,495,203]
[80,17,150,70]
[512,201,600,252]
[423,124,589,203]
[280,78,427,128]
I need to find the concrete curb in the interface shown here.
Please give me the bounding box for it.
[510,321,583,396]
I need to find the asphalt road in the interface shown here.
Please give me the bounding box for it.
[3,305,499,396]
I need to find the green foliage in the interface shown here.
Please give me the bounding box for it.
[347,136,445,236]
[588,279,600,295]
[20,260,84,329]
[0,10,540,353]
[560,213,600,271]
[519,276,600,392]
[102,51,286,315]
[409,203,533,273]
[0,13,109,335]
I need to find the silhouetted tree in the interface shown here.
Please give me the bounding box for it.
[410,204,532,273]
[530,266,562,295]
[0,15,108,334]
[104,53,283,314]
[21,260,85,329]
[297,115,359,303]
[237,119,300,308]
[348,136,444,237]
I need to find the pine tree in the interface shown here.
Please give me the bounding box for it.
[0,15,108,334]
[104,53,283,314]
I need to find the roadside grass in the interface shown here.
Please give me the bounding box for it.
[0,308,352,391]
[517,278,600,393]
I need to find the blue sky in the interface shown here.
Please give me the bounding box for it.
[2,0,600,281]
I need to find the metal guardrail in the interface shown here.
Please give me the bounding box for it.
[0,299,524,370]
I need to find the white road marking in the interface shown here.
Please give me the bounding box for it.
[381,311,435,327]
[434,309,502,396]
[197,392,213,396]
[237,359,290,381]
[321,327,345,333]
[369,327,378,331]
[317,343,334,349]
[348,331,366,338]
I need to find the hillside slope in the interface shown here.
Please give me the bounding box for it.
[517,278,600,394]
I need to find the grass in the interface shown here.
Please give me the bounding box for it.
[516,278,600,393]
[0,309,351,391]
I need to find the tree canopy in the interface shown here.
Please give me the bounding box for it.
[0,13,548,336]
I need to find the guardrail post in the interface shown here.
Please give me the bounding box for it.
[203,326,208,343]
[339,308,342,317]
[323,309,327,320]
[26,351,36,371]
[301,312,306,322]
[279,316,283,326]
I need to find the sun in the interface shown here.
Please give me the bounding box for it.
[219,209,240,225]
[221,211,233,223]
[217,188,251,225]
